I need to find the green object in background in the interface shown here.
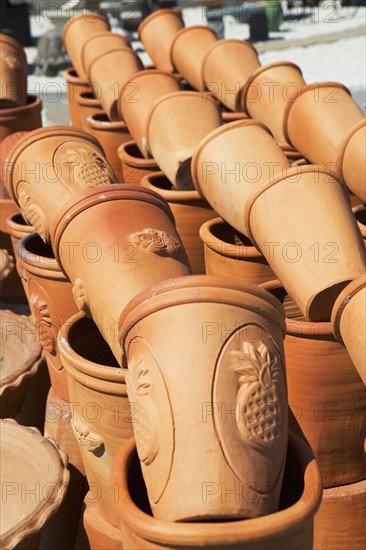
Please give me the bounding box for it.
[257,0,284,32]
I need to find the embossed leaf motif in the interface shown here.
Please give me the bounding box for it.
[63,148,113,188]
[126,356,158,466]
[231,341,281,447]
[18,188,48,242]
[71,418,104,453]
[30,294,57,355]
[130,229,180,257]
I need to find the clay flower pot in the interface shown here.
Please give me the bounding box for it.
[0,310,42,418]
[118,70,182,158]
[170,26,217,91]
[314,479,366,550]
[0,33,27,108]
[58,312,133,528]
[76,90,103,132]
[0,419,69,549]
[5,126,117,243]
[283,82,365,200]
[336,118,366,203]
[118,141,159,184]
[353,204,366,243]
[119,275,288,521]
[138,8,185,72]
[0,249,14,292]
[241,62,306,144]
[200,217,275,284]
[81,494,123,550]
[111,432,322,549]
[331,274,366,385]
[261,280,366,487]
[52,184,191,361]
[0,95,42,142]
[141,171,216,274]
[88,47,144,121]
[202,39,260,111]
[63,68,92,128]
[191,119,288,233]
[62,13,110,80]
[6,212,33,302]
[81,31,131,77]
[86,111,132,180]
[146,91,222,189]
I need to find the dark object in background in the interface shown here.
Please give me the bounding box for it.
[205,2,269,41]
[33,28,71,76]
[0,2,32,46]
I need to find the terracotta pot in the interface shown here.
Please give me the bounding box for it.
[0,310,42,418]
[88,47,144,121]
[336,118,366,203]
[81,31,131,77]
[200,217,275,284]
[119,275,287,521]
[0,419,69,549]
[170,26,217,91]
[63,67,92,128]
[58,312,133,528]
[118,140,159,184]
[5,126,117,244]
[241,62,306,144]
[52,184,191,360]
[76,90,103,132]
[111,432,322,549]
[222,110,249,123]
[81,494,123,549]
[260,280,366,487]
[0,248,14,293]
[17,232,80,401]
[331,274,366,385]
[202,39,260,111]
[141,171,216,274]
[353,204,366,242]
[86,111,132,180]
[283,82,364,176]
[118,70,182,158]
[62,13,110,80]
[191,119,288,234]
[0,33,27,108]
[5,212,33,302]
[0,95,42,142]
[314,479,366,550]
[138,8,185,72]
[146,91,222,189]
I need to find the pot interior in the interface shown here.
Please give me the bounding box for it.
[209,220,254,248]
[354,206,366,227]
[124,142,144,160]
[11,213,30,227]
[24,234,55,259]
[68,316,118,367]
[264,286,304,321]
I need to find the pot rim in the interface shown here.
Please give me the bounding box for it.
[0,419,69,548]
[260,279,335,337]
[51,184,175,274]
[62,12,110,44]
[58,311,128,389]
[141,171,202,202]
[87,46,142,83]
[17,232,60,273]
[282,81,351,147]
[331,273,366,344]
[76,90,102,107]
[335,118,366,184]
[111,431,322,546]
[138,7,184,38]
[199,216,263,259]
[5,212,33,238]
[240,61,303,113]
[191,119,272,199]
[81,31,131,74]
[86,112,128,130]
[0,310,43,394]
[145,90,219,152]
[5,125,103,205]
[170,25,217,71]
[117,140,159,169]
[117,69,182,120]
[0,94,42,120]
[118,274,286,353]
[62,66,90,86]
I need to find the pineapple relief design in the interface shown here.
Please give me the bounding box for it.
[126,356,159,466]
[231,341,281,448]
[30,294,57,355]
[130,229,180,257]
[17,185,49,242]
[61,145,116,188]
